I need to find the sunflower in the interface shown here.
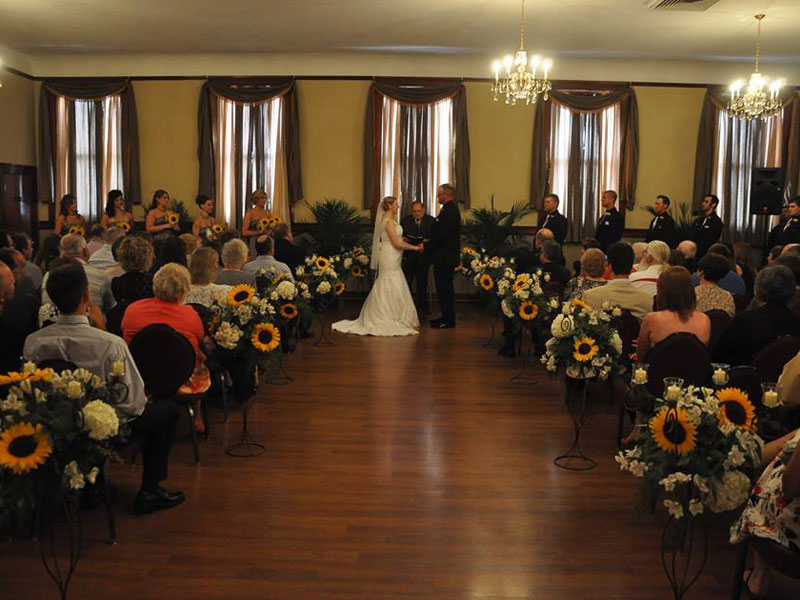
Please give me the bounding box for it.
[353,247,364,257]
[166,211,180,225]
[227,284,256,307]
[0,423,52,474]
[119,221,131,233]
[68,225,85,237]
[251,322,281,352]
[571,298,590,312]
[649,407,697,455]
[272,273,289,285]
[257,218,270,232]
[462,246,478,256]
[519,301,538,321]
[572,336,599,362]
[716,387,757,430]
[334,282,346,296]
[280,303,298,320]
[315,257,331,270]
[513,274,530,291]
[479,274,494,291]
[351,266,364,278]
[212,223,225,235]
[270,216,282,226]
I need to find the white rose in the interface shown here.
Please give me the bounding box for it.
[67,380,83,400]
[317,281,331,295]
[213,322,243,350]
[81,400,119,441]
[357,254,369,265]
[544,273,551,282]
[276,281,296,300]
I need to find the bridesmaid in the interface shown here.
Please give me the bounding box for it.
[145,189,179,241]
[241,189,272,251]
[192,195,222,238]
[54,194,86,237]
[100,189,134,233]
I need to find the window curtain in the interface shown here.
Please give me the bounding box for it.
[530,86,639,233]
[693,87,800,245]
[38,79,141,215]
[198,77,302,227]
[364,78,470,212]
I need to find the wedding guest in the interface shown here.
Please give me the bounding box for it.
[540,193,568,245]
[731,427,800,596]
[99,189,134,231]
[0,261,14,314]
[106,236,127,279]
[632,242,648,272]
[401,201,435,311]
[0,249,39,372]
[539,240,571,288]
[88,226,125,271]
[25,262,185,515]
[12,233,43,290]
[689,194,723,258]
[694,253,735,316]
[273,223,306,277]
[775,255,800,317]
[34,233,61,274]
[515,228,553,273]
[192,195,219,238]
[216,239,256,287]
[179,233,200,264]
[145,189,179,241]
[594,190,623,252]
[777,350,800,409]
[86,223,106,257]
[734,241,756,297]
[54,194,86,237]
[122,263,210,433]
[112,236,155,304]
[768,245,783,266]
[585,242,653,320]
[629,241,670,296]
[713,266,800,366]
[152,234,187,271]
[564,248,606,301]
[645,195,676,248]
[677,240,698,274]
[184,246,231,307]
[574,238,601,278]
[667,249,685,268]
[243,235,292,279]
[691,243,746,296]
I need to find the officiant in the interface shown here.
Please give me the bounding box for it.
[401,200,435,312]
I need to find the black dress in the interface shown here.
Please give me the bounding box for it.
[112,272,154,304]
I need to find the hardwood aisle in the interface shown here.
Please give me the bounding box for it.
[0,302,781,599]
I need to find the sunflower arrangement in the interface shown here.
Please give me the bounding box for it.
[211,223,226,235]
[206,285,280,364]
[0,366,123,533]
[617,385,764,521]
[263,276,312,328]
[68,225,86,237]
[540,300,622,380]
[300,254,344,310]
[496,268,553,333]
[332,246,371,282]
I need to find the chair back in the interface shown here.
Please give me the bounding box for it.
[611,309,640,365]
[750,537,800,580]
[188,303,215,338]
[733,293,751,313]
[37,358,78,373]
[645,332,712,397]
[727,366,764,409]
[129,324,195,399]
[752,336,800,382]
[105,300,131,338]
[705,309,732,348]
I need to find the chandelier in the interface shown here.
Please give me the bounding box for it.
[727,14,784,121]
[491,0,551,106]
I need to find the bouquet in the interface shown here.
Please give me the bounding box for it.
[541,299,623,380]
[263,274,312,327]
[118,221,131,234]
[616,386,763,520]
[458,246,480,278]
[68,224,86,237]
[208,285,282,364]
[256,215,282,233]
[0,365,123,532]
[498,270,555,331]
[299,255,344,309]
[166,211,180,226]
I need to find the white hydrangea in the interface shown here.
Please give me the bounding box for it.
[707,471,751,513]
[497,280,509,295]
[81,400,119,441]
[550,314,573,338]
[65,460,85,490]
[276,280,297,300]
[628,460,648,477]
[317,281,331,295]
[357,254,369,265]
[213,322,243,350]
[343,257,353,269]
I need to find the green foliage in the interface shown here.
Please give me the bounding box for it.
[641,201,695,242]
[304,199,370,256]
[463,196,534,256]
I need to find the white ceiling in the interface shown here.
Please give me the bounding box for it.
[0,0,798,78]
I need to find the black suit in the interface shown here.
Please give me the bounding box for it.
[274,238,306,277]
[426,201,461,325]
[540,210,568,245]
[689,212,723,258]
[778,217,800,247]
[401,213,435,309]
[645,212,677,247]
[595,208,624,252]
[0,277,40,373]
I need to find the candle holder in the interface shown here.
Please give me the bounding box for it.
[762,381,780,408]
[631,362,649,386]
[711,363,730,387]
[663,377,684,402]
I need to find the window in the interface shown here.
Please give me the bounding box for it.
[214,95,285,226]
[549,101,621,239]
[378,95,454,215]
[55,95,124,222]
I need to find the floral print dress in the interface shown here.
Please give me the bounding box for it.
[731,429,800,553]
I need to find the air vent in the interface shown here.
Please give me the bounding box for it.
[647,0,722,10]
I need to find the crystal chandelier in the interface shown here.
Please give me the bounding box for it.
[491,0,551,106]
[728,14,784,121]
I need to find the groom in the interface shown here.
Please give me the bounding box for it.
[425,183,461,329]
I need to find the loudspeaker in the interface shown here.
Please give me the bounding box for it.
[750,167,784,215]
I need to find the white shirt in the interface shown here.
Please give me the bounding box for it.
[628,264,666,297]
[87,244,117,271]
[243,255,293,278]
[23,315,146,422]
[42,258,116,313]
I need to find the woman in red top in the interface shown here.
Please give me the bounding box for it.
[122,262,210,432]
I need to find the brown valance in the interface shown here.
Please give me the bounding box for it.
[197,77,303,205]
[38,78,141,207]
[530,86,639,210]
[363,78,471,208]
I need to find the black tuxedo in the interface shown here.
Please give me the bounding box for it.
[540,210,568,245]
[778,216,800,246]
[645,212,677,247]
[426,201,461,325]
[595,208,623,252]
[401,214,435,309]
[274,238,306,277]
[689,212,723,258]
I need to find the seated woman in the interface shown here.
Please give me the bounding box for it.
[184,246,231,307]
[564,248,607,301]
[99,189,134,232]
[179,233,201,264]
[192,195,222,239]
[145,189,179,242]
[636,266,711,360]
[122,263,210,432]
[54,194,86,237]
[713,266,800,366]
[35,233,62,274]
[217,239,257,287]
[112,236,155,304]
[731,427,800,596]
[694,253,735,316]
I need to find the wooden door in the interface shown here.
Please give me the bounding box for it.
[0,164,38,236]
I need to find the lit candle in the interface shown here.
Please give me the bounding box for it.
[543,58,552,80]
[763,390,779,408]
[633,368,647,385]
[712,368,727,385]
[493,60,500,83]
[530,55,540,78]
[504,55,513,75]
[112,360,125,377]
[666,385,681,401]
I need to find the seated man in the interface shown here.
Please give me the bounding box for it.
[273,223,306,277]
[0,261,14,314]
[24,262,185,515]
[87,225,125,271]
[584,242,654,320]
[243,235,293,280]
[0,248,40,372]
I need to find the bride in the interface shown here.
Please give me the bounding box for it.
[332,196,423,336]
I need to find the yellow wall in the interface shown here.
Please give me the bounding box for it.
[0,71,35,166]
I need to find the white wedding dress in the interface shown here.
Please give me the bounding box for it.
[332,218,419,336]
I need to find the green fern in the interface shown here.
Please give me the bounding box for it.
[304,198,370,256]
[464,196,534,256]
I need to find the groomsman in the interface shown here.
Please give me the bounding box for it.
[540,193,568,244]
[594,190,624,252]
[645,195,677,247]
[778,197,800,246]
[689,194,723,258]
[401,201,435,312]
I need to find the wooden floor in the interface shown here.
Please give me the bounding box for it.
[2,302,798,599]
